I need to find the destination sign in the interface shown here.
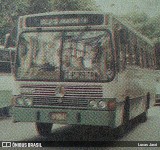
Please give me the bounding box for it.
[40,18,87,26]
[26,14,104,27]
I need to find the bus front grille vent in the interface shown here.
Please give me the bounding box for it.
[28,85,103,108]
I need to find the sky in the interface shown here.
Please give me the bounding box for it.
[95,0,160,17]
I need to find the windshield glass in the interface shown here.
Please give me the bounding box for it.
[17,32,61,80]
[16,30,115,82]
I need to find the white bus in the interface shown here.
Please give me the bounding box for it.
[154,41,160,106]
[0,45,15,116]
[10,11,156,137]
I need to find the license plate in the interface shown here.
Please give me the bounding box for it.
[50,112,67,121]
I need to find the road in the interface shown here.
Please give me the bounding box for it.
[0,106,160,149]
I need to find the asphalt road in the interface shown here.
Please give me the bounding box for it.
[0,106,160,149]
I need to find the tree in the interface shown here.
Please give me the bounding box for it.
[51,0,97,11]
[0,0,29,44]
[140,15,160,39]
[122,12,160,40]
[0,0,98,44]
[27,0,52,14]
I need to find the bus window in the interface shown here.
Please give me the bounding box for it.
[119,45,126,71]
[62,30,114,81]
[126,43,133,65]
[149,53,153,68]
[119,29,128,45]
[140,48,144,68]
[141,48,146,68]
[119,29,128,70]
[17,32,61,80]
[155,43,160,70]
[0,50,11,73]
[0,62,11,73]
[146,51,149,68]
[17,30,115,82]
[144,51,147,68]
[134,45,140,66]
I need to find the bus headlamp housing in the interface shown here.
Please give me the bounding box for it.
[99,101,107,109]
[15,97,33,106]
[16,98,24,106]
[89,100,97,108]
[89,99,116,110]
[24,98,33,106]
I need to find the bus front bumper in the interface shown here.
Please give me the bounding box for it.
[12,107,116,127]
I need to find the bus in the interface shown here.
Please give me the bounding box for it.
[0,45,15,116]
[10,11,156,137]
[154,40,160,106]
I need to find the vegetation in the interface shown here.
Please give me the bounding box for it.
[51,0,97,11]
[0,0,97,44]
[0,0,159,44]
[122,12,160,41]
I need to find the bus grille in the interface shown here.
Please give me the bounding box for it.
[21,85,103,108]
[33,97,88,108]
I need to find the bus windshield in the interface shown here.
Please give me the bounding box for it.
[16,30,115,82]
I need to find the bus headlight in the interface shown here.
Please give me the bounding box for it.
[89,100,97,108]
[16,98,24,106]
[24,98,33,106]
[99,101,107,109]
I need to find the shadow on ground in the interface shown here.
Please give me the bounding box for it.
[23,117,141,142]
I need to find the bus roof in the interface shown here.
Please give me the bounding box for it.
[18,11,155,47]
[19,11,106,18]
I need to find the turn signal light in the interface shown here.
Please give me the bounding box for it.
[107,101,116,110]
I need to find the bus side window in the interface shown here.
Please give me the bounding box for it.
[0,51,11,73]
[119,44,126,71]
[146,51,149,68]
[150,53,153,69]
[113,27,121,72]
[0,62,11,73]
[131,37,137,65]
[119,29,127,70]
[155,43,160,70]
[140,48,144,68]
[141,48,145,68]
[119,29,128,45]
[126,38,133,65]
[134,45,140,66]
[144,51,147,68]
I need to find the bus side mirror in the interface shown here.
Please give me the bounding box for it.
[4,33,11,48]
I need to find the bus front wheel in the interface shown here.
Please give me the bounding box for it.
[36,123,53,136]
[113,98,130,139]
[140,94,150,123]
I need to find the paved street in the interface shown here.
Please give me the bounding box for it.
[0,106,160,150]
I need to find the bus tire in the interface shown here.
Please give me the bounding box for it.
[113,98,130,139]
[123,97,130,130]
[140,94,150,123]
[140,112,147,123]
[146,93,150,110]
[112,125,125,139]
[36,123,53,136]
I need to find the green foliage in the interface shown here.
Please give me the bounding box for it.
[0,0,98,45]
[51,0,97,11]
[0,0,29,44]
[123,12,160,40]
[123,12,148,24]
[27,0,52,14]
